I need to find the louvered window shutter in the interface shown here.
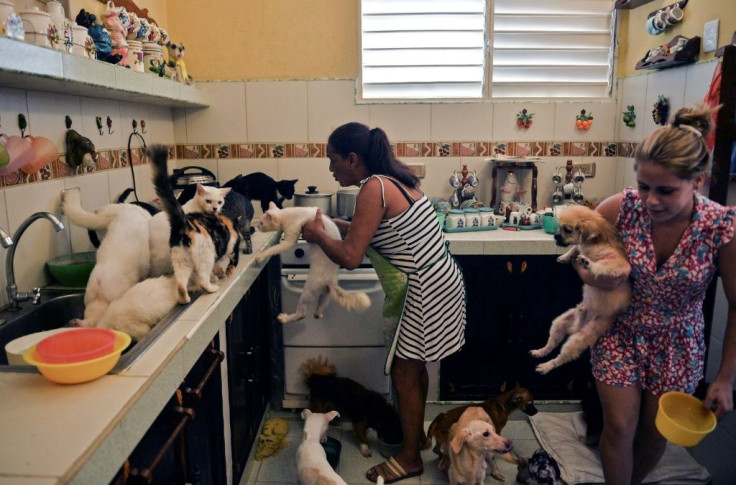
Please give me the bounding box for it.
[361,0,487,100]
[492,0,616,98]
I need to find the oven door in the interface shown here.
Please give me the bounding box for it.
[280,267,389,407]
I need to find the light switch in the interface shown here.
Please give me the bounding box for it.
[703,19,719,53]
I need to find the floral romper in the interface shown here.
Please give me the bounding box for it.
[592,188,735,396]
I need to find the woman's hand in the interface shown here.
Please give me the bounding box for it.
[301,209,324,243]
[704,379,734,419]
[571,257,629,290]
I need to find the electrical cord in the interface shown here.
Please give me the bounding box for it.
[127,121,147,202]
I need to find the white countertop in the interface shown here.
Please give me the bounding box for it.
[0,228,559,484]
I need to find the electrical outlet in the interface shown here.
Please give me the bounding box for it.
[407,163,426,178]
[574,163,596,178]
[704,19,719,53]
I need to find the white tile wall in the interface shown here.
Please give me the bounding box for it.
[183,82,247,144]
[368,104,431,142]
[80,97,123,150]
[642,67,687,137]
[307,80,369,143]
[246,81,308,142]
[553,102,617,142]
[492,103,556,142]
[0,87,29,138]
[430,103,493,141]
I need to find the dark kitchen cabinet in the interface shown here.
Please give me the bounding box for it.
[226,259,279,483]
[110,339,227,485]
[441,254,591,400]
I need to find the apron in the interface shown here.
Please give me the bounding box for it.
[365,242,453,375]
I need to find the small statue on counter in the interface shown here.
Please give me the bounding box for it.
[75,9,123,64]
[166,42,195,86]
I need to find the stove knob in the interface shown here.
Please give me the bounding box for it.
[295,248,305,259]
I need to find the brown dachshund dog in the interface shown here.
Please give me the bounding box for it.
[422,387,537,462]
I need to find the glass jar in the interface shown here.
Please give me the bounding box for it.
[142,41,163,76]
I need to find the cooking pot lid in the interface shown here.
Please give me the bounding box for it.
[298,185,333,197]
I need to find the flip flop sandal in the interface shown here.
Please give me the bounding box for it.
[366,456,423,484]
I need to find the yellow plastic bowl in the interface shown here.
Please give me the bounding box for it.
[22,330,131,384]
[656,391,716,447]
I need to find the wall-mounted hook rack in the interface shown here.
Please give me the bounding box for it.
[18,114,27,137]
[106,116,114,134]
[65,115,73,130]
[140,119,147,134]
[96,116,104,135]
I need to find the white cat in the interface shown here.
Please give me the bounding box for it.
[149,183,231,277]
[94,275,179,340]
[255,202,370,323]
[61,188,151,327]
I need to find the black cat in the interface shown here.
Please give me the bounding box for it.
[223,173,298,212]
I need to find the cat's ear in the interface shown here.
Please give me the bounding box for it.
[196,183,205,195]
[290,179,298,184]
[221,187,231,195]
[268,201,278,210]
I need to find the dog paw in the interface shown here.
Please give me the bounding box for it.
[536,362,554,375]
[557,255,571,264]
[491,470,506,482]
[360,443,372,457]
[529,348,547,358]
[313,312,323,319]
[576,255,590,268]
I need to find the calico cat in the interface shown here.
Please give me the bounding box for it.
[177,183,256,255]
[255,202,370,323]
[149,184,231,276]
[223,173,297,212]
[148,145,241,303]
[61,188,151,327]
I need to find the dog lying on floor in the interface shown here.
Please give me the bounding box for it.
[422,387,537,462]
[530,205,631,374]
[301,356,402,457]
[447,406,514,484]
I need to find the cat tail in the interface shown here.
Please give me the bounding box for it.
[328,285,371,312]
[147,144,188,235]
[61,188,129,230]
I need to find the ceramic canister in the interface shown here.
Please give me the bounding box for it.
[19,6,53,47]
[464,208,481,228]
[71,22,89,57]
[479,207,495,227]
[142,41,163,75]
[127,39,144,72]
[0,0,15,35]
[446,209,465,230]
[45,0,70,52]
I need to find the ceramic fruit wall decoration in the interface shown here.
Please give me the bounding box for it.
[575,109,593,130]
[652,95,669,125]
[622,105,636,127]
[516,108,534,129]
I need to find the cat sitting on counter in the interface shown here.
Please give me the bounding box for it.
[223,173,298,213]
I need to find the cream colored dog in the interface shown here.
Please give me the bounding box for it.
[447,406,514,485]
[531,205,631,374]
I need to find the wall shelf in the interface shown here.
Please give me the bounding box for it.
[0,37,209,108]
[635,35,700,71]
[614,0,656,10]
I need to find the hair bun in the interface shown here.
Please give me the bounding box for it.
[671,104,716,137]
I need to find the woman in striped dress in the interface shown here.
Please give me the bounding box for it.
[302,122,466,483]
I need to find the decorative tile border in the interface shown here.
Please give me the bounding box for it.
[0,141,635,189]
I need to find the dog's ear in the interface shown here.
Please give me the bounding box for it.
[301,408,312,420]
[325,410,340,422]
[450,428,470,454]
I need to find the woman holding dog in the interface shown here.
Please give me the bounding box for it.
[301,122,467,484]
[576,104,736,485]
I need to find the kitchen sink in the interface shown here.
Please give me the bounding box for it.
[0,291,191,373]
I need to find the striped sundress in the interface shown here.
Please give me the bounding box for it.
[362,175,466,364]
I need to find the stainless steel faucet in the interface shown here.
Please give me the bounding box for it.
[5,212,65,311]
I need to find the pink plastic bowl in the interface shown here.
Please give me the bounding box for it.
[35,328,116,364]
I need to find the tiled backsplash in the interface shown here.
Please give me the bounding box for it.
[0,59,719,308]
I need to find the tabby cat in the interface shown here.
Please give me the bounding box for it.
[223,172,297,212]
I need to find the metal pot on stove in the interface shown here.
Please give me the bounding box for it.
[335,186,359,220]
[293,186,333,216]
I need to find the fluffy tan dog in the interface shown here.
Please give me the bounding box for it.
[531,205,631,374]
[446,406,514,485]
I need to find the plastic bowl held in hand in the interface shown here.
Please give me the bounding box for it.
[655,391,716,447]
[36,327,116,363]
[23,330,131,384]
[46,251,96,287]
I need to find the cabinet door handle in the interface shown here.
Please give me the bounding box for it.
[506,261,513,273]
[520,260,528,274]
[184,347,225,403]
[127,405,195,484]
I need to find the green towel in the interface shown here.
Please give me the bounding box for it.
[365,246,408,352]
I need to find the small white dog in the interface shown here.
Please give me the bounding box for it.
[297,409,362,485]
[531,205,631,374]
[447,406,514,485]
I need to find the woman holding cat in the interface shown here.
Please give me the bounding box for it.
[301,122,466,484]
[573,104,736,485]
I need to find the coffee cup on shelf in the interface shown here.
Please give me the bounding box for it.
[666,6,683,26]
